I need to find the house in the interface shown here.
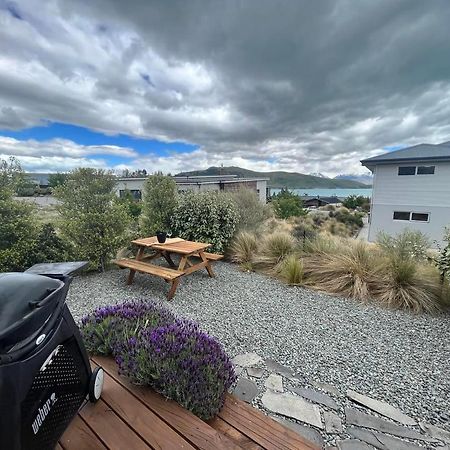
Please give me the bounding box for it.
[115,175,270,203]
[301,196,343,208]
[361,141,450,245]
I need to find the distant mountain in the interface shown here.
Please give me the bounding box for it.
[309,172,326,178]
[334,174,373,186]
[175,166,369,189]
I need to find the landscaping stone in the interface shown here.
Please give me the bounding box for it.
[347,426,423,450]
[265,374,284,392]
[265,358,294,377]
[290,386,339,410]
[324,411,343,433]
[233,378,259,403]
[346,390,417,426]
[336,440,374,450]
[312,381,342,397]
[232,353,263,367]
[346,407,436,442]
[419,421,450,444]
[247,367,264,378]
[272,417,324,448]
[261,391,323,429]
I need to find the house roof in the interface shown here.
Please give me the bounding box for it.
[361,141,450,169]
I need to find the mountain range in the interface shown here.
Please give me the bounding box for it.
[176,166,371,188]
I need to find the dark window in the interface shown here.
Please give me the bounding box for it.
[130,189,142,200]
[411,212,429,222]
[398,166,416,175]
[417,166,435,175]
[393,211,411,221]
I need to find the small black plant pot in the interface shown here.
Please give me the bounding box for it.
[156,231,167,243]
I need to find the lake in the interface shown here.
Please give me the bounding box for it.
[269,188,372,198]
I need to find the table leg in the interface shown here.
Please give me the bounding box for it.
[162,250,176,268]
[167,256,188,300]
[127,246,145,285]
[199,251,215,278]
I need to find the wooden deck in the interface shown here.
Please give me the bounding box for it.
[58,356,319,450]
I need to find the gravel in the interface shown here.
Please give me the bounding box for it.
[67,261,450,430]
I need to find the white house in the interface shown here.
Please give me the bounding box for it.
[115,175,269,203]
[361,141,450,246]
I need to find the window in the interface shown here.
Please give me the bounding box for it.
[417,165,435,175]
[411,212,429,222]
[398,166,416,175]
[119,189,142,200]
[393,211,411,221]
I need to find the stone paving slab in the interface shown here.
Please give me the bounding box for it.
[265,358,294,377]
[265,374,283,392]
[312,381,342,397]
[273,416,324,448]
[233,377,259,403]
[346,390,417,426]
[291,386,339,410]
[247,367,264,378]
[324,411,343,434]
[348,426,423,450]
[232,353,263,367]
[261,391,323,429]
[336,440,374,450]
[420,421,450,444]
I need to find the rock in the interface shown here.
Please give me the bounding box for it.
[233,378,259,403]
[336,440,374,450]
[265,374,284,392]
[265,358,294,377]
[346,390,416,426]
[234,366,244,377]
[348,426,423,450]
[346,407,437,442]
[261,391,323,429]
[232,353,263,367]
[247,367,264,378]
[419,421,450,444]
[273,416,324,448]
[312,381,342,397]
[290,386,339,410]
[324,411,343,433]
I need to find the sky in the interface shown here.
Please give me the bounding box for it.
[1,0,450,177]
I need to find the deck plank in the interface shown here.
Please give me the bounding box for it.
[79,398,151,450]
[100,370,195,449]
[93,356,243,450]
[218,396,318,450]
[59,414,107,450]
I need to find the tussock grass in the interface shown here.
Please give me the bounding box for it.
[277,254,303,285]
[230,231,258,264]
[254,232,296,268]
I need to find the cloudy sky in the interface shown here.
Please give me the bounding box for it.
[1,0,450,177]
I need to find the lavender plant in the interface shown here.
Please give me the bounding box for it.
[116,318,237,420]
[80,301,175,355]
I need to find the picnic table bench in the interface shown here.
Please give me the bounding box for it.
[114,237,223,299]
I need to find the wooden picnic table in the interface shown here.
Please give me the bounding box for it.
[114,237,223,300]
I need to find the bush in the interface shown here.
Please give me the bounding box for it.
[255,232,296,268]
[118,189,143,219]
[171,191,238,253]
[271,189,307,219]
[278,254,303,285]
[80,301,176,355]
[81,301,236,420]
[342,195,370,210]
[54,168,130,271]
[140,173,177,235]
[232,188,273,231]
[292,217,318,244]
[377,229,430,261]
[30,223,72,264]
[230,231,258,264]
[436,227,450,282]
[117,319,236,420]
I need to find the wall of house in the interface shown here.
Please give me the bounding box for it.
[368,162,450,246]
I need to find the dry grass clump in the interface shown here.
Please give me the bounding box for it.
[303,240,379,301]
[254,232,296,269]
[302,234,345,255]
[277,254,303,285]
[230,231,258,265]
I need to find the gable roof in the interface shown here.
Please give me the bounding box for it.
[361,141,450,169]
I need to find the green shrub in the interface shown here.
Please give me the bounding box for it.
[48,173,68,188]
[231,188,273,231]
[272,189,307,219]
[118,189,143,219]
[377,229,430,261]
[278,254,303,285]
[30,223,72,264]
[342,195,370,210]
[140,173,177,235]
[436,227,450,282]
[230,231,258,264]
[171,191,238,253]
[54,168,130,271]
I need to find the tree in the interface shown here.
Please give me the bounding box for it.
[271,189,307,219]
[48,172,68,188]
[140,173,177,235]
[0,157,38,271]
[343,195,371,210]
[54,168,130,271]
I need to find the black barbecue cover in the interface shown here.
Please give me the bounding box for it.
[0,273,63,348]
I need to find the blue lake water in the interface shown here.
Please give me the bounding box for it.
[270,188,372,198]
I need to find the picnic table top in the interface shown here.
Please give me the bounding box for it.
[59,355,319,450]
[132,236,211,255]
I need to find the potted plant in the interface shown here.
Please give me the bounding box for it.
[156,231,167,243]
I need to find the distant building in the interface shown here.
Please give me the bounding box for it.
[25,173,50,188]
[115,175,270,203]
[361,141,450,245]
[302,196,342,208]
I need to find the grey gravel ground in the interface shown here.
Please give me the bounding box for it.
[67,261,450,431]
